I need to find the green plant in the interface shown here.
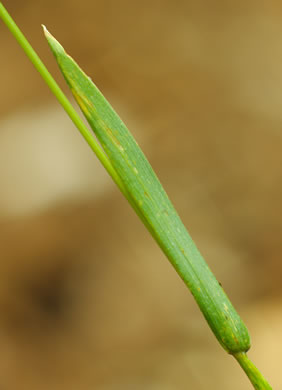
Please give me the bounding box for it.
[0,3,272,389]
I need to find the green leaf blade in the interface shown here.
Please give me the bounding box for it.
[44,27,251,355]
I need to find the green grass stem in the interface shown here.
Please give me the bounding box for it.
[234,353,272,390]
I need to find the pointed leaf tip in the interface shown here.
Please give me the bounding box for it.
[43,26,65,57]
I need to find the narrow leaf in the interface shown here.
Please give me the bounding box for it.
[44,26,250,355]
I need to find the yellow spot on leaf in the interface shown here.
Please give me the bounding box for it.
[71,88,92,118]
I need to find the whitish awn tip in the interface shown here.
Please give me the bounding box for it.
[41,24,49,34]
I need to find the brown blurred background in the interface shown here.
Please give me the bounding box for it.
[0,1,281,389]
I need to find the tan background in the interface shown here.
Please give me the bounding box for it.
[0,1,281,389]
